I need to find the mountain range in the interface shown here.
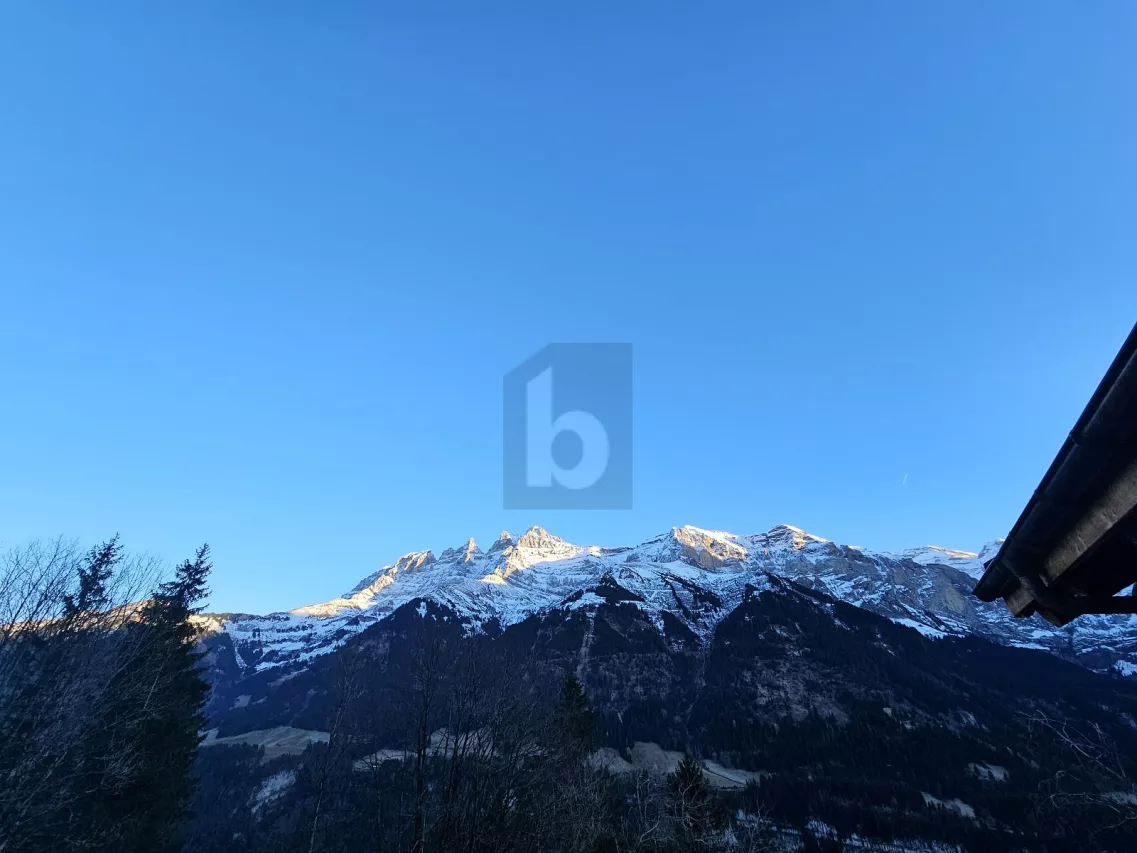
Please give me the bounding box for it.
[191,522,1137,850]
[200,523,1137,681]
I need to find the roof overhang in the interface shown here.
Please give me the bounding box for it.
[974,323,1137,626]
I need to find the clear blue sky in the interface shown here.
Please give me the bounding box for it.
[1,3,1134,613]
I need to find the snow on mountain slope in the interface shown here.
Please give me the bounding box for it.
[211,524,1137,677]
[893,545,990,580]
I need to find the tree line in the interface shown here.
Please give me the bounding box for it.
[194,608,780,852]
[0,537,212,852]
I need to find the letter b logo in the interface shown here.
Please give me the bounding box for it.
[504,344,632,509]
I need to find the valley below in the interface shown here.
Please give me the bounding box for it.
[190,524,1137,852]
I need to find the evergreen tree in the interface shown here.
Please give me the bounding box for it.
[140,543,213,850]
[85,544,213,852]
[556,672,594,752]
[62,537,119,618]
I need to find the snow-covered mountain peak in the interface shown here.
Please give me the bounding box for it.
[487,531,514,553]
[674,524,742,544]
[621,523,833,569]
[221,522,1137,681]
[978,539,1004,564]
[496,526,585,577]
[341,549,433,595]
[516,525,573,552]
[900,545,977,562]
[894,545,990,581]
[438,538,481,564]
[764,523,830,547]
[668,525,749,569]
[397,549,435,570]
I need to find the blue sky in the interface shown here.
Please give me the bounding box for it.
[1,3,1134,613]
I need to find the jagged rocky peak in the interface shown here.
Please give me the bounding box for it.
[495,526,584,578]
[516,525,573,552]
[439,537,481,564]
[393,550,435,572]
[671,525,748,569]
[487,530,514,553]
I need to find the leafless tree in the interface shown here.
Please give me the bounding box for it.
[407,619,450,853]
[1024,709,1137,838]
[622,770,667,850]
[724,806,779,853]
[307,640,365,853]
[343,622,619,853]
[435,638,485,850]
[0,538,183,851]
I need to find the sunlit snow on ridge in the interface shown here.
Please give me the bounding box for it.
[206,525,1130,677]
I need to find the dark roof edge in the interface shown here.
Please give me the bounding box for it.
[975,322,1137,602]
